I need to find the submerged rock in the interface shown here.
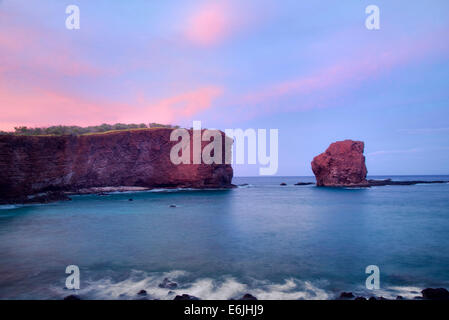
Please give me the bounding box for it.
[169,204,177,208]
[137,290,147,296]
[280,183,287,186]
[294,182,314,186]
[311,140,367,187]
[174,294,200,301]
[421,288,449,300]
[158,278,178,289]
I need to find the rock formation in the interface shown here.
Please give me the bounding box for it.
[0,128,233,204]
[311,140,449,187]
[311,140,368,187]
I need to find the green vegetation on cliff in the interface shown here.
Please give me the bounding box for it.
[0,123,180,136]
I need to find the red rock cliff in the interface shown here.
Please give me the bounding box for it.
[311,140,368,187]
[0,129,233,203]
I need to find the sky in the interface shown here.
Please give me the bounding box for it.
[0,0,449,176]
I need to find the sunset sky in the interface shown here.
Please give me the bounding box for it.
[1,0,449,176]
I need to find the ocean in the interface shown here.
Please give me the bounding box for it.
[1,176,448,300]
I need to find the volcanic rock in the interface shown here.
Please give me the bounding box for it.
[158,278,178,289]
[239,293,257,300]
[421,288,449,300]
[0,129,234,204]
[63,294,81,300]
[137,290,147,296]
[173,294,200,301]
[339,292,355,299]
[311,140,367,187]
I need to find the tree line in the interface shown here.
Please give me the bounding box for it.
[0,123,180,136]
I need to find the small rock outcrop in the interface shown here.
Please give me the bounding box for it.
[63,294,81,300]
[339,292,354,299]
[158,278,178,289]
[239,293,258,300]
[173,294,200,301]
[137,290,147,296]
[421,288,449,300]
[311,140,367,187]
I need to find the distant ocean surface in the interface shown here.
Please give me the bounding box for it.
[1,176,449,300]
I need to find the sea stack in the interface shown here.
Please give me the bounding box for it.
[311,140,368,187]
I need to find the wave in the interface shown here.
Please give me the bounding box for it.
[237,184,254,188]
[0,204,21,210]
[52,270,331,300]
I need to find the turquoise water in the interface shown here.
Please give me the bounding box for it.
[1,176,449,299]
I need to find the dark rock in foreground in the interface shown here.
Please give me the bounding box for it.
[63,294,81,300]
[158,278,178,289]
[421,288,449,300]
[137,290,147,296]
[239,293,257,300]
[280,183,287,186]
[339,292,354,299]
[174,294,200,301]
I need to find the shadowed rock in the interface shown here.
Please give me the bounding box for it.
[421,288,449,300]
[137,290,147,296]
[294,182,314,186]
[63,294,81,300]
[339,292,354,299]
[174,294,200,301]
[239,293,257,300]
[158,278,178,289]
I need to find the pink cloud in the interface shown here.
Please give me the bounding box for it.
[0,6,224,131]
[184,2,236,47]
[0,83,223,131]
[234,27,449,119]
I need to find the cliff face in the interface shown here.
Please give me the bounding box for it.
[0,129,233,203]
[311,140,367,187]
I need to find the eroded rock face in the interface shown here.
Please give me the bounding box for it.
[0,129,233,203]
[311,140,367,187]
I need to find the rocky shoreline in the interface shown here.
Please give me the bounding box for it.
[1,185,237,205]
[320,179,449,188]
[63,285,449,301]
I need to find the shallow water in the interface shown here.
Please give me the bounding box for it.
[0,176,448,299]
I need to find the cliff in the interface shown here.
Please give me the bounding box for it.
[0,129,233,204]
[311,140,368,187]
